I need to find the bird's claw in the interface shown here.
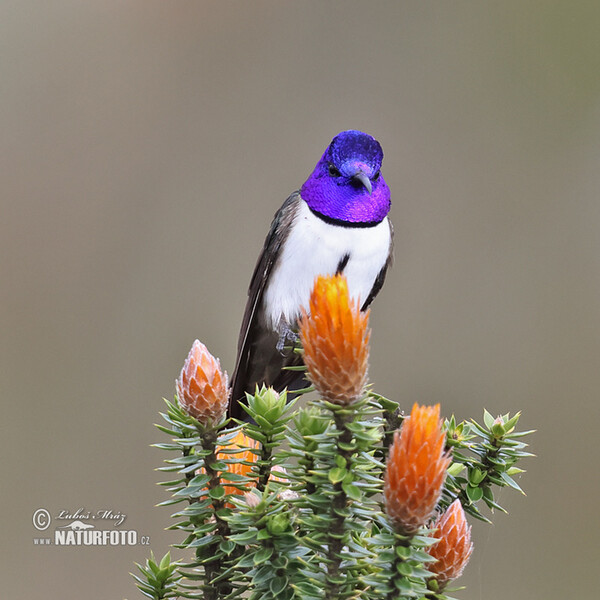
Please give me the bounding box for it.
[276,324,299,354]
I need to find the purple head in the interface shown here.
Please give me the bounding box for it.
[300,130,391,224]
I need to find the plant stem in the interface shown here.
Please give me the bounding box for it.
[383,408,403,454]
[201,429,231,600]
[303,454,316,496]
[257,439,272,492]
[324,411,353,600]
[386,535,410,600]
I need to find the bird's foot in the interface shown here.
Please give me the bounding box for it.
[276,324,299,354]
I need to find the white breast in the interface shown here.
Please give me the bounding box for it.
[263,199,391,329]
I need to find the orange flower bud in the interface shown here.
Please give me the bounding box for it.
[217,430,258,498]
[384,404,451,534]
[176,340,228,424]
[427,499,473,589]
[213,433,288,502]
[299,274,370,405]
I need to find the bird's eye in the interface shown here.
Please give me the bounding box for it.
[328,164,341,177]
[373,170,381,181]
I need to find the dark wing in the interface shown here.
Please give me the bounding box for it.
[361,218,394,310]
[228,193,305,419]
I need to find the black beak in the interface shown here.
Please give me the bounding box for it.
[352,171,372,194]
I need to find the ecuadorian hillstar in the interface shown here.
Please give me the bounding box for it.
[229,130,393,419]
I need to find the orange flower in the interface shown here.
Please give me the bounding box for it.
[176,340,229,425]
[384,404,451,534]
[217,430,258,498]
[427,499,473,589]
[299,274,370,405]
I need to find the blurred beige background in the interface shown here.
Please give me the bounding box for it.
[2,1,599,598]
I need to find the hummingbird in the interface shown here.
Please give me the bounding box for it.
[228,130,393,419]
